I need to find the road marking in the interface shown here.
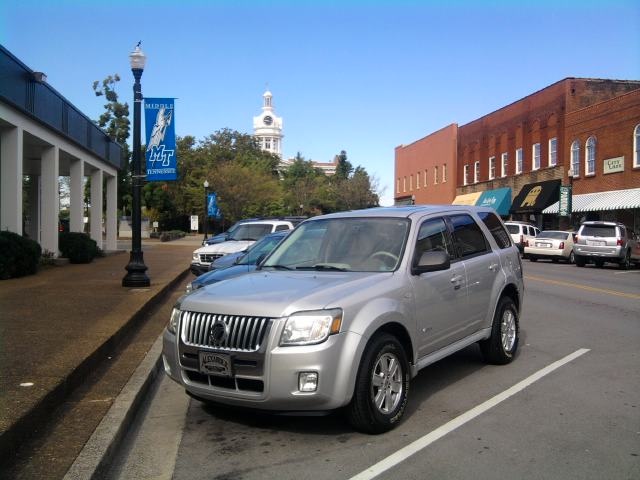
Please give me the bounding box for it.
[349,348,590,480]
[525,274,640,300]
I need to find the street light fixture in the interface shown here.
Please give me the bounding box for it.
[203,180,209,241]
[122,43,150,288]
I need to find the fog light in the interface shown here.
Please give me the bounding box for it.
[298,372,318,392]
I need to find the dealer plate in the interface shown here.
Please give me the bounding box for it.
[199,351,232,377]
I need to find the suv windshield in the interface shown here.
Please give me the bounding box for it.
[229,224,273,241]
[263,217,410,272]
[581,225,616,237]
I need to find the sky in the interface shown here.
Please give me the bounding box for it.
[2,0,639,206]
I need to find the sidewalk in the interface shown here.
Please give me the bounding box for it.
[0,235,202,468]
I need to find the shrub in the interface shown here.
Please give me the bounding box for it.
[59,232,98,263]
[0,231,42,279]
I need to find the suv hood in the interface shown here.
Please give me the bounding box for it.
[194,240,254,255]
[180,270,395,318]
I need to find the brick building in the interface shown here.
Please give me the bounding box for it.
[395,78,640,230]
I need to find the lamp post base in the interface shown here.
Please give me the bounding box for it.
[122,250,150,287]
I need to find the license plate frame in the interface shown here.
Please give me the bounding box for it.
[199,351,233,377]
[587,240,605,246]
[536,242,552,248]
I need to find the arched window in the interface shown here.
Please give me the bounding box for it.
[634,125,640,168]
[585,137,596,175]
[571,140,580,177]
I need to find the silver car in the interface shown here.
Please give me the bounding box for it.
[573,221,640,269]
[163,206,524,433]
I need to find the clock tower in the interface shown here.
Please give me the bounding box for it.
[253,89,283,158]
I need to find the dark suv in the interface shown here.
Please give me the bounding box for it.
[573,221,640,269]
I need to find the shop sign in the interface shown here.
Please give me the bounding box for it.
[558,186,572,217]
[603,156,624,174]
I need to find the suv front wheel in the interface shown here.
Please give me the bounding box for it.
[480,297,519,365]
[347,333,410,434]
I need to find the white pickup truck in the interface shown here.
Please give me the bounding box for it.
[190,220,294,275]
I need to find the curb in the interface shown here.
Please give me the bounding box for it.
[63,334,164,480]
[0,268,189,467]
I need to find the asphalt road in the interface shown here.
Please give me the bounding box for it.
[107,261,640,480]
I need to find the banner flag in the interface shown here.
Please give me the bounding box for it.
[144,98,178,181]
[207,192,218,218]
[559,185,572,217]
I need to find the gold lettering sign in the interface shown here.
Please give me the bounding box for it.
[521,186,542,207]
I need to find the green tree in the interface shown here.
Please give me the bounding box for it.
[334,150,353,180]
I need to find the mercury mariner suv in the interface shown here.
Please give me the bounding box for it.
[164,206,524,433]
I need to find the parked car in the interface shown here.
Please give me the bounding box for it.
[573,221,640,269]
[525,230,576,263]
[187,231,289,293]
[164,206,524,433]
[504,221,540,256]
[191,220,295,275]
[202,219,262,246]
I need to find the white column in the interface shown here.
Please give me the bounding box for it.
[1,126,23,233]
[41,146,60,256]
[69,158,84,232]
[105,174,118,251]
[90,169,103,249]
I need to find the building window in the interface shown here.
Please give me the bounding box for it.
[549,137,557,167]
[474,161,480,183]
[265,137,271,150]
[403,177,406,192]
[571,140,580,177]
[464,164,470,185]
[532,143,541,170]
[516,148,523,174]
[634,125,640,168]
[424,170,428,187]
[585,136,596,175]
[442,164,447,183]
[489,156,496,180]
[416,172,420,189]
[397,178,400,193]
[409,174,413,191]
[434,166,439,184]
[501,153,508,177]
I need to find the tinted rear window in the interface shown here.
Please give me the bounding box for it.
[478,211,511,249]
[580,225,616,237]
[506,224,519,234]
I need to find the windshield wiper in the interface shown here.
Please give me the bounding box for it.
[264,264,292,270]
[297,264,349,272]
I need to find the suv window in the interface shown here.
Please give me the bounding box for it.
[414,217,456,266]
[449,214,489,258]
[506,224,519,235]
[478,211,511,249]
[229,224,274,241]
[275,224,291,231]
[581,225,616,237]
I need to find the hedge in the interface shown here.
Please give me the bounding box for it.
[0,231,42,279]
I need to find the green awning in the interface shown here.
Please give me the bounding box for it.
[476,187,512,216]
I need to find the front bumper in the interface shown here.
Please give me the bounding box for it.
[190,262,210,276]
[162,324,363,412]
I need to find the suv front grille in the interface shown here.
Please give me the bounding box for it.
[199,253,224,263]
[180,311,271,352]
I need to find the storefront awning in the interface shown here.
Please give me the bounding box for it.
[476,187,512,216]
[510,179,561,214]
[452,192,482,206]
[542,187,640,214]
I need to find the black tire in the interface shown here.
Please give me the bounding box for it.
[480,297,519,365]
[568,251,575,264]
[575,255,586,267]
[347,333,410,434]
[619,250,631,270]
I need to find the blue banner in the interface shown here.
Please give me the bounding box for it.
[144,98,178,181]
[207,192,218,218]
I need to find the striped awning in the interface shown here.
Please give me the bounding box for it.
[542,187,640,214]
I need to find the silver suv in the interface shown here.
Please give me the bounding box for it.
[573,221,640,269]
[164,206,524,433]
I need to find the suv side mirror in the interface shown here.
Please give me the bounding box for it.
[412,250,450,275]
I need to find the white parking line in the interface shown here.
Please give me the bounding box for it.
[350,348,590,480]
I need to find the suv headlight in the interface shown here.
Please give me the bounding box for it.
[279,308,342,346]
[168,307,182,334]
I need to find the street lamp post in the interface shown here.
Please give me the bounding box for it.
[122,43,150,288]
[203,180,209,241]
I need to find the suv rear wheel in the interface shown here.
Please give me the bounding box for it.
[347,333,409,434]
[619,250,631,270]
[480,297,519,365]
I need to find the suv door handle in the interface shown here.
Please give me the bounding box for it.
[450,274,463,290]
[488,263,499,271]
